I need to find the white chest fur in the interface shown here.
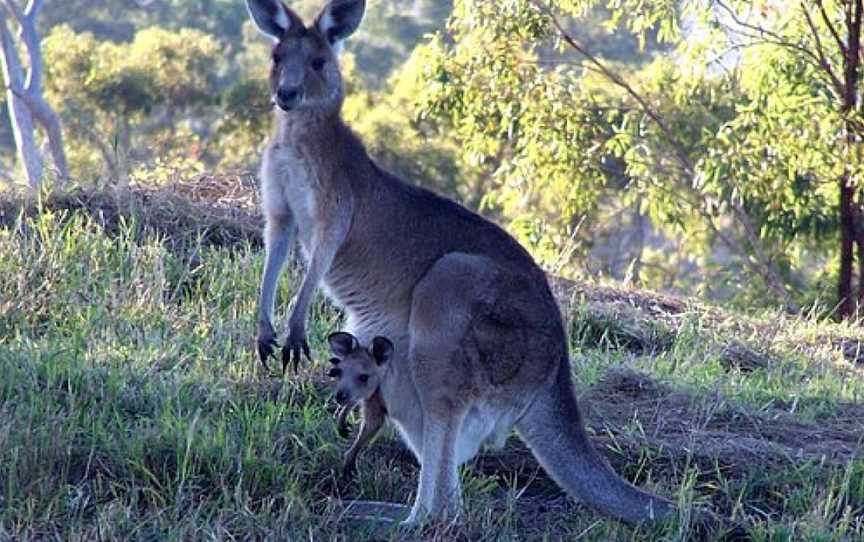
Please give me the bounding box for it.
[260,145,320,257]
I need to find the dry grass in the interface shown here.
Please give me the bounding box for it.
[0,174,262,251]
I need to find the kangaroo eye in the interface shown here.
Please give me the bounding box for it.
[311,57,326,71]
[328,367,342,378]
[358,374,369,384]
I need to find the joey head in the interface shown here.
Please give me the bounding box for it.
[326,331,390,480]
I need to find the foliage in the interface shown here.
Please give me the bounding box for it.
[214,76,271,170]
[413,0,864,311]
[42,25,220,180]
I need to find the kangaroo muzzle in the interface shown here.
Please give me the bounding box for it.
[275,86,302,111]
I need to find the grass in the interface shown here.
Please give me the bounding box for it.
[1,190,863,541]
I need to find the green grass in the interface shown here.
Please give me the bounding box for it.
[1,204,863,541]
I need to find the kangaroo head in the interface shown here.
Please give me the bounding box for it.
[245,0,365,113]
[327,331,392,407]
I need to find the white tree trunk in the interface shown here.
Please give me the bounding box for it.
[25,93,68,181]
[17,0,67,183]
[0,14,41,187]
[0,0,68,189]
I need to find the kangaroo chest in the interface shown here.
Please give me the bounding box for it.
[272,148,321,258]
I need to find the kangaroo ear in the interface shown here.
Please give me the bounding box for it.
[328,331,359,356]
[370,336,393,366]
[246,0,299,40]
[314,0,365,47]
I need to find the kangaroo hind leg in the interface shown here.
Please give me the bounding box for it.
[402,252,493,526]
[403,410,465,526]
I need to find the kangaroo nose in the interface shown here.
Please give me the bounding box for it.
[335,390,348,405]
[276,87,300,110]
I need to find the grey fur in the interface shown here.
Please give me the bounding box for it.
[248,0,675,527]
[326,335,388,481]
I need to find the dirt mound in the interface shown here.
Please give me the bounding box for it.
[0,175,262,250]
[3,183,857,371]
[4,181,857,375]
[550,276,689,318]
[585,368,863,477]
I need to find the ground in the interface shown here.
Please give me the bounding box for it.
[0,178,862,541]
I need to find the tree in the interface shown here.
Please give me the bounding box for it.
[415,0,864,316]
[0,0,67,188]
[688,0,864,317]
[43,25,220,181]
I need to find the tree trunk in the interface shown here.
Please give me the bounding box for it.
[839,177,856,317]
[5,91,41,186]
[838,0,862,319]
[78,120,120,180]
[628,197,645,286]
[17,0,68,185]
[855,195,864,310]
[0,0,68,188]
[27,95,69,181]
[0,14,40,187]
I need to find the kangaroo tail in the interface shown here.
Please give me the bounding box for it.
[515,358,675,525]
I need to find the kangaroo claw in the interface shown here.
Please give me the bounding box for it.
[257,337,279,370]
[282,337,311,375]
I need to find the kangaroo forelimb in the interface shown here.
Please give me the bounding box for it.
[281,222,349,374]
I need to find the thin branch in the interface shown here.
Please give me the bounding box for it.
[24,0,42,21]
[815,0,847,55]
[716,0,831,72]
[716,0,806,47]
[1,0,23,24]
[530,0,694,173]
[717,21,829,73]
[718,23,822,75]
[800,2,845,96]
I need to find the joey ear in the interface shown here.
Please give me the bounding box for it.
[328,331,359,356]
[246,0,299,40]
[314,0,365,47]
[370,336,393,366]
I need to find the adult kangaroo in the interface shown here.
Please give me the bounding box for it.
[247,0,675,526]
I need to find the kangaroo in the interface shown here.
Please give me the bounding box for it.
[326,331,391,480]
[246,0,676,527]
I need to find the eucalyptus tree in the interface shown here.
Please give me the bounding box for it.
[0,0,67,188]
[42,25,220,180]
[416,0,864,316]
